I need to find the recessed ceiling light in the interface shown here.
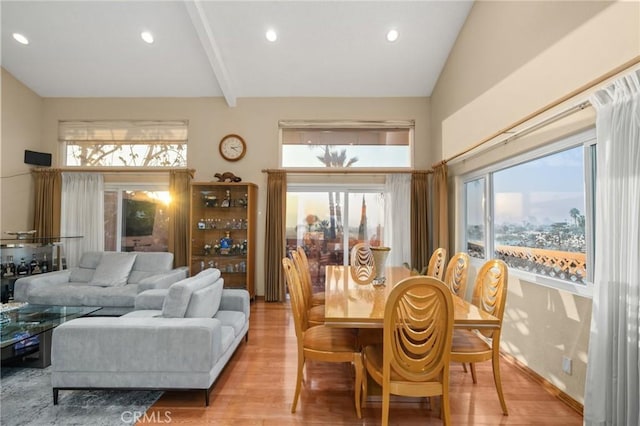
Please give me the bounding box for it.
[265,29,277,42]
[12,33,29,45]
[141,31,154,44]
[386,29,399,43]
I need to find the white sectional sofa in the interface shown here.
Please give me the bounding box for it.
[14,251,189,316]
[50,268,250,406]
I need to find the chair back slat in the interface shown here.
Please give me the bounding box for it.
[350,242,375,284]
[426,248,447,280]
[444,252,470,298]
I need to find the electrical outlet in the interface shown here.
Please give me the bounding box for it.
[562,356,572,375]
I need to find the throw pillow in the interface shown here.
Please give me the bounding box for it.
[87,252,137,287]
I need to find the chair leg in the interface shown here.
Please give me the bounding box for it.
[470,362,477,384]
[381,388,391,426]
[353,353,363,419]
[462,362,468,372]
[291,353,305,413]
[492,349,508,415]
[361,360,368,409]
[441,392,451,426]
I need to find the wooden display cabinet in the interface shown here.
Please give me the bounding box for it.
[189,182,257,299]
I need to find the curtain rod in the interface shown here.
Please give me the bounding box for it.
[441,55,640,167]
[261,168,432,174]
[33,167,194,174]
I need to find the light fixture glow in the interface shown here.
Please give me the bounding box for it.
[12,33,29,45]
[386,29,399,42]
[265,29,277,42]
[141,31,154,44]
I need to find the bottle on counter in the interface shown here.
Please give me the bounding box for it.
[30,254,41,274]
[5,256,16,277]
[16,258,29,276]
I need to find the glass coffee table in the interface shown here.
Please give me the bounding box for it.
[0,304,101,368]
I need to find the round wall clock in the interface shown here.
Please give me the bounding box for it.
[219,134,246,162]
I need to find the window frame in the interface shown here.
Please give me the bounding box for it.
[59,120,188,168]
[458,128,596,298]
[103,183,170,252]
[278,121,415,170]
[287,183,386,266]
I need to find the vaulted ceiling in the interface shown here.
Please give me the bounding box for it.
[1,1,473,106]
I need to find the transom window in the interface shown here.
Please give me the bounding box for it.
[460,128,596,296]
[280,120,413,168]
[59,120,187,167]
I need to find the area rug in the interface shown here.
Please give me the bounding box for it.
[1,367,162,426]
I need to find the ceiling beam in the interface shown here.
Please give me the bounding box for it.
[184,0,237,107]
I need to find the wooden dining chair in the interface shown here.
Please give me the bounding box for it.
[290,250,325,327]
[426,248,447,280]
[296,246,325,306]
[450,259,509,415]
[443,252,470,298]
[350,242,376,284]
[282,257,363,418]
[362,276,455,426]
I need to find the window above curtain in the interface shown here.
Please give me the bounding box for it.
[280,120,413,169]
[59,120,188,167]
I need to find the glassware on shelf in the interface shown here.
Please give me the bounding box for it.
[221,190,231,208]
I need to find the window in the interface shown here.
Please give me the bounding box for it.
[461,129,595,294]
[59,120,187,167]
[286,186,385,293]
[280,121,413,168]
[464,177,486,259]
[104,186,171,252]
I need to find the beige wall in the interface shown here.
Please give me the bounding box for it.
[430,1,640,404]
[37,96,430,297]
[1,68,44,232]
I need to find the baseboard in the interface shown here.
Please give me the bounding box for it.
[500,351,584,416]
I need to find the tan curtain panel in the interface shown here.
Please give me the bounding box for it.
[432,162,449,256]
[168,169,194,268]
[32,169,62,242]
[264,171,287,302]
[411,171,430,272]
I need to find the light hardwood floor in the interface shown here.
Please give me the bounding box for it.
[142,300,583,425]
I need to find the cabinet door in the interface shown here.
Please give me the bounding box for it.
[189,183,256,299]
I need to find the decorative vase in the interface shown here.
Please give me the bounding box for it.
[370,246,391,285]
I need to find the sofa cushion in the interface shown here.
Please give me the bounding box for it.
[88,253,137,287]
[68,267,95,283]
[78,252,104,269]
[135,289,168,311]
[122,310,163,318]
[220,325,235,354]
[184,279,224,318]
[68,252,104,283]
[28,284,138,307]
[162,269,220,318]
[128,252,175,284]
[214,310,246,337]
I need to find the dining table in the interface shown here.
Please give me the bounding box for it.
[324,265,500,330]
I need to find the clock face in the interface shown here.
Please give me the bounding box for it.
[219,134,246,161]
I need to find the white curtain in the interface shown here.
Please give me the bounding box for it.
[383,174,411,267]
[584,69,640,426]
[60,173,104,268]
